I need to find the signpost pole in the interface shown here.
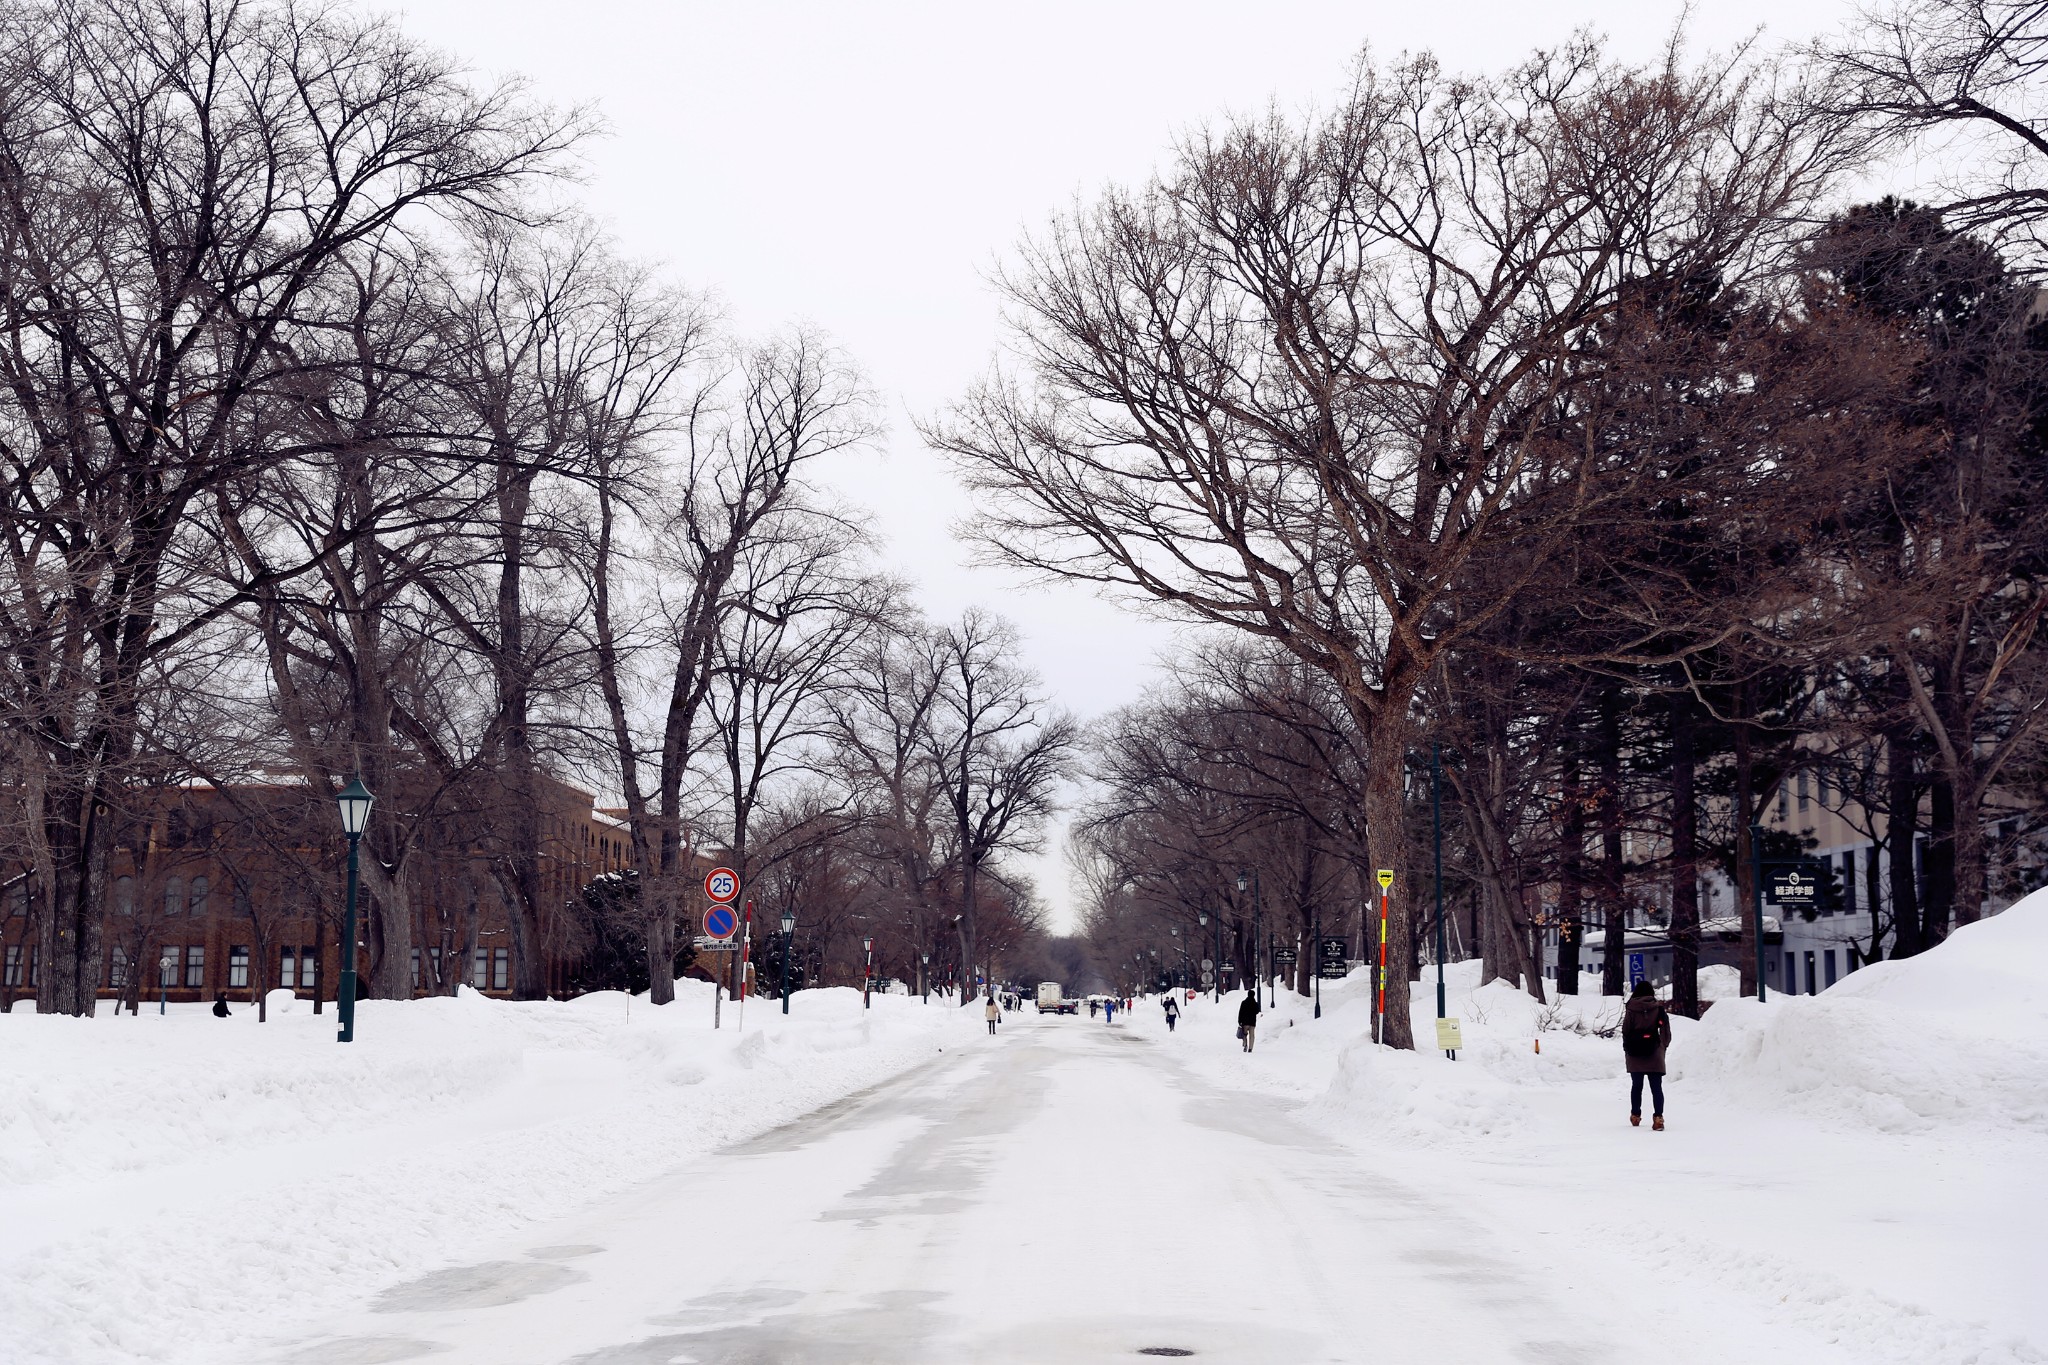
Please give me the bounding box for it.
[1749,824,1767,1004]
[736,899,754,1031]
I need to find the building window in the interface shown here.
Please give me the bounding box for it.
[3,944,20,987]
[233,880,252,918]
[1797,771,1809,811]
[1777,786,1789,822]
[185,946,205,988]
[165,877,185,917]
[410,948,421,989]
[109,946,129,988]
[1784,951,1796,990]
[160,946,183,988]
[299,946,317,990]
[1840,851,1857,914]
[1845,951,1859,974]
[1824,950,1838,988]
[1802,950,1816,996]
[229,945,249,988]
[280,946,296,991]
[472,948,488,988]
[189,876,209,917]
[492,947,509,990]
[116,876,135,916]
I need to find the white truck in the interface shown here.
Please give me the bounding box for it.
[1036,981,1076,1014]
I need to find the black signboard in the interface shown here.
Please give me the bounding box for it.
[1272,948,1299,966]
[1317,936,1349,980]
[1767,861,1824,906]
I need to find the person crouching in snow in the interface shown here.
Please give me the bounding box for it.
[985,997,1000,1034]
[212,992,231,1017]
[1621,980,1673,1129]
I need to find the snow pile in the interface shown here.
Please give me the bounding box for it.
[1679,893,2048,1135]
[0,981,974,1365]
[1262,890,2048,1147]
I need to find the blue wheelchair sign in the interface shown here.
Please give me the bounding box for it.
[1627,952,1646,986]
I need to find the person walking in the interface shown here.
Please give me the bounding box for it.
[1088,998,1098,1018]
[1104,998,1116,1024]
[1162,995,1179,1032]
[1236,989,1261,1052]
[985,997,1000,1035]
[1621,980,1673,1129]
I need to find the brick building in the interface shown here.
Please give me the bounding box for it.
[1,772,642,1010]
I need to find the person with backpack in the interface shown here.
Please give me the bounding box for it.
[985,997,1000,1035]
[1162,995,1179,1032]
[1236,989,1261,1052]
[1621,980,1673,1129]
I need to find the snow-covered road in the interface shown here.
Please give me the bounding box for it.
[275,1013,1840,1365]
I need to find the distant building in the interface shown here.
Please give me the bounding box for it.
[0,771,640,1009]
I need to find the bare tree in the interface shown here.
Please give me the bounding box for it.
[931,38,1844,1044]
[0,0,579,1014]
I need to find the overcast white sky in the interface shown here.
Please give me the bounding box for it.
[394,0,1850,929]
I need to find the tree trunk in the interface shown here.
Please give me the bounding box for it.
[1733,689,1759,997]
[1886,721,1923,959]
[1597,690,1627,998]
[1952,783,1986,926]
[1362,737,1415,1048]
[1558,750,1584,995]
[1924,777,1955,945]
[1668,689,1701,1019]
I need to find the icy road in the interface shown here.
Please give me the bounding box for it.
[275,1011,1917,1365]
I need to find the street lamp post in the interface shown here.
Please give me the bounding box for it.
[1199,909,1217,1003]
[1434,742,1448,1028]
[780,908,796,1015]
[920,951,930,1004]
[1236,868,1267,1007]
[159,947,172,1015]
[862,936,874,1009]
[334,778,374,1043]
[1313,908,1322,1019]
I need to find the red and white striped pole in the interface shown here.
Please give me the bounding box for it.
[1374,870,1393,1045]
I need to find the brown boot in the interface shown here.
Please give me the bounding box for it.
[1652,1114,1665,1131]
[1630,1113,1641,1127]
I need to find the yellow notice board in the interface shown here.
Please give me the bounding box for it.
[1435,1017,1464,1050]
[1376,869,1394,890]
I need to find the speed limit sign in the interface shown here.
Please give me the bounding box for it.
[703,867,740,904]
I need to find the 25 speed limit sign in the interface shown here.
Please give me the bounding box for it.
[703,867,740,904]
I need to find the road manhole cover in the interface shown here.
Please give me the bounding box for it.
[1139,1351,1195,1358]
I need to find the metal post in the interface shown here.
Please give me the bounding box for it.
[920,952,929,1004]
[780,929,793,1016]
[338,832,360,1042]
[1313,910,1322,1019]
[1434,742,1447,1023]
[863,938,873,1009]
[159,949,169,1015]
[1750,823,1768,1003]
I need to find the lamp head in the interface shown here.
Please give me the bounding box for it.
[335,778,375,837]
[863,936,873,953]
[781,909,796,935]
[1235,871,1248,892]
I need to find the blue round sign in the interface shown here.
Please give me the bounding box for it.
[703,905,739,940]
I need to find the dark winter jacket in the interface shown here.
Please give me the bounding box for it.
[1621,997,1672,1075]
[1236,994,1261,1028]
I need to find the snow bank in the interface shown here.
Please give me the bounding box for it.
[1679,893,2048,1135]
[0,981,975,1365]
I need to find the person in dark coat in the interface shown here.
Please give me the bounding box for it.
[1621,980,1673,1129]
[1236,990,1261,1052]
[211,992,231,1018]
[1162,995,1179,1032]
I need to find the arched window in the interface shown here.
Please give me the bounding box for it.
[165,877,185,917]
[188,876,209,917]
[115,876,135,916]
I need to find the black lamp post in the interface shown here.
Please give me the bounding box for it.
[862,936,874,1009]
[1237,868,1267,1006]
[920,951,930,1004]
[334,778,374,1043]
[780,908,796,1015]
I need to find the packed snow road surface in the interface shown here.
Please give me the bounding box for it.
[272,1012,1935,1365]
